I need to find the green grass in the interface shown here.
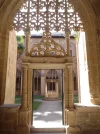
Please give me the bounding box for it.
[33,101,42,110]
[74,95,79,103]
[15,95,21,104]
[15,94,79,110]
[15,95,42,110]
[59,95,79,103]
[33,95,44,99]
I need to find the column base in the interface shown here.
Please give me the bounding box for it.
[16,124,30,134]
[91,97,100,105]
[66,126,81,134]
[15,109,31,134]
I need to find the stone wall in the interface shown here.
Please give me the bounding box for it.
[4,30,17,104]
[66,105,100,133]
[0,32,9,104]
[76,106,100,131]
[0,105,20,134]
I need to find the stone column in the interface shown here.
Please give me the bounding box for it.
[41,76,45,95]
[21,66,28,110]
[67,65,74,108]
[65,32,70,56]
[27,68,33,109]
[25,30,30,56]
[63,67,69,108]
[27,68,33,125]
[56,81,58,98]
[86,37,100,104]
[45,82,48,98]
[63,67,69,125]
[41,70,45,95]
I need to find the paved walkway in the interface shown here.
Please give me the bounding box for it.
[32,100,64,128]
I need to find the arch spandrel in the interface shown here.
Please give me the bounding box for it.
[30,32,66,57]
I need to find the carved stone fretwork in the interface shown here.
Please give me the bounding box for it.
[13,0,83,32]
[30,32,66,57]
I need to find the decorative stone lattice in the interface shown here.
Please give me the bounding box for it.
[13,0,83,32]
[30,32,66,57]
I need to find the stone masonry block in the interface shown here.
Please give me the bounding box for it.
[77,112,89,119]
[67,110,76,126]
[89,113,100,120]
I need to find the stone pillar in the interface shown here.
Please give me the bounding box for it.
[67,65,74,108]
[63,67,69,125]
[56,81,59,98]
[21,66,28,110]
[65,32,70,56]
[41,76,45,95]
[4,30,17,104]
[25,30,30,56]
[41,70,45,95]
[27,68,33,125]
[27,68,33,110]
[16,66,30,134]
[45,82,48,98]
[86,36,100,104]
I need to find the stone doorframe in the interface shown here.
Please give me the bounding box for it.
[45,79,59,98]
[19,56,74,131]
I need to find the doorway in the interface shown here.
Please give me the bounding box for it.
[32,69,64,128]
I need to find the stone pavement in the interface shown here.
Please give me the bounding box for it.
[32,99,64,128]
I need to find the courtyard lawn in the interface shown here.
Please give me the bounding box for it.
[74,95,79,103]
[15,95,42,110]
[15,94,79,110]
[59,95,79,103]
[33,95,45,99]
[33,101,42,110]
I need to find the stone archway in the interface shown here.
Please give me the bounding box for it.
[0,0,99,105]
[0,1,100,134]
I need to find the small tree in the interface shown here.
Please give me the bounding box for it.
[16,35,25,54]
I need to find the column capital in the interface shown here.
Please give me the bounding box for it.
[65,29,71,35]
[24,27,31,35]
[22,65,28,70]
[67,65,73,69]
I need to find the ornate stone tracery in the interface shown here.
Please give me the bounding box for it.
[13,0,83,32]
[30,32,66,57]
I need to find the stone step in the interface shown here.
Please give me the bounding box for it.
[30,133,65,134]
[30,127,66,133]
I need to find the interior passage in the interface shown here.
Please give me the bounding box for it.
[33,100,63,128]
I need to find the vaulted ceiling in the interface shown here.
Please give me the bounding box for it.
[88,0,100,15]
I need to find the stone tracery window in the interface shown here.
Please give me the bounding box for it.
[13,0,83,32]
